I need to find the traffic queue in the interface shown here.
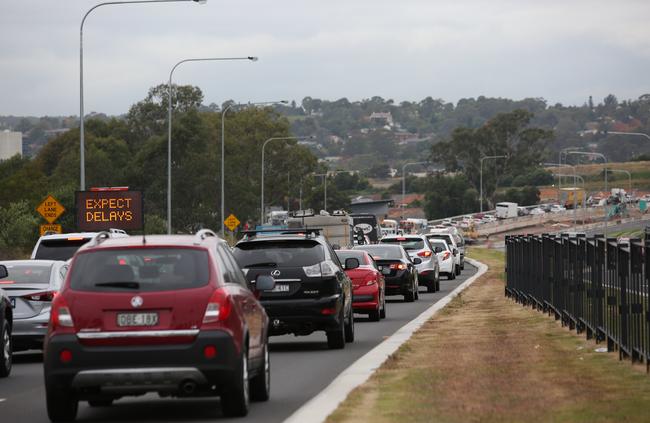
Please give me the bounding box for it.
[0,209,468,422]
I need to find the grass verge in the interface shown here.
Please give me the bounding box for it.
[326,248,650,423]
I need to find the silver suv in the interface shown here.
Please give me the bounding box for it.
[379,235,440,292]
[31,229,128,261]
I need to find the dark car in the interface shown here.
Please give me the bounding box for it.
[232,229,355,350]
[43,230,275,421]
[353,244,420,302]
[0,265,12,378]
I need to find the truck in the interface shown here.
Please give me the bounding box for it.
[495,202,518,219]
[287,210,353,248]
[350,213,380,243]
[560,187,585,209]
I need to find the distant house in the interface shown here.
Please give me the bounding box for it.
[0,131,22,160]
[369,112,394,127]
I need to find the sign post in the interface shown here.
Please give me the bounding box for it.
[224,214,241,232]
[76,188,143,231]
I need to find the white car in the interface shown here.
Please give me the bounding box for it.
[529,207,546,215]
[31,229,128,261]
[427,238,455,279]
[549,204,566,213]
[427,230,462,274]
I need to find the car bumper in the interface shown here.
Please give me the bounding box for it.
[352,285,379,311]
[261,294,345,336]
[44,330,239,398]
[384,272,412,296]
[438,258,454,274]
[12,315,50,351]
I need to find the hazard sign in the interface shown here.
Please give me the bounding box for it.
[36,195,65,224]
[224,214,241,232]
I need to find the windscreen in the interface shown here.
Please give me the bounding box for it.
[69,248,210,292]
[0,263,53,284]
[427,239,449,251]
[429,234,453,245]
[34,238,91,260]
[233,240,324,268]
[354,245,402,260]
[380,237,424,250]
[335,250,367,265]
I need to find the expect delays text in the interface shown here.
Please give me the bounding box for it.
[85,198,134,222]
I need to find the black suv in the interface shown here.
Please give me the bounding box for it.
[232,229,355,349]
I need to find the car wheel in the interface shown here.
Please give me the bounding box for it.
[448,271,456,280]
[88,399,113,407]
[369,307,380,322]
[344,309,355,343]
[455,265,461,276]
[427,282,436,293]
[379,295,386,319]
[0,319,12,378]
[326,312,345,349]
[404,281,415,302]
[221,348,250,417]
[46,386,78,422]
[250,342,270,402]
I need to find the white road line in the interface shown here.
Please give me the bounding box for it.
[283,258,489,423]
[0,398,6,402]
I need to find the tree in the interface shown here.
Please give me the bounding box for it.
[424,174,479,219]
[0,201,39,255]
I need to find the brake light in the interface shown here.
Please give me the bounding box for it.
[418,251,432,258]
[67,237,84,241]
[23,291,57,302]
[364,273,377,286]
[50,295,75,332]
[202,289,232,324]
[442,252,451,261]
[0,280,14,285]
[390,263,406,270]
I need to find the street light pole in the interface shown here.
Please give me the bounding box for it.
[567,151,608,237]
[311,170,356,214]
[261,136,312,224]
[401,162,429,218]
[220,100,286,234]
[479,155,508,213]
[167,56,256,234]
[79,0,207,191]
[605,131,650,141]
[555,174,585,230]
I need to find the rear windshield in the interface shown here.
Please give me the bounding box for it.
[233,240,324,268]
[354,245,402,260]
[69,248,210,292]
[428,240,449,251]
[1,263,53,284]
[428,234,453,245]
[335,251,368,265]
[380,237,424,250]
[34,238,92,261]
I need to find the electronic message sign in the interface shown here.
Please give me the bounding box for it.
[76,188,143,231]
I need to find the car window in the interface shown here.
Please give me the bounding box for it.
[335,250,368,266]
[354,245,403,260]
[428,240,449,251]
[429,234,454,246]
[217,245,249,288]
[1,262,53,284]
[233,240,324,268]
[69,248,210,292]
[380,237,424,250]
[34,238,92,261]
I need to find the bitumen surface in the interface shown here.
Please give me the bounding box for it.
[0,265,476,423]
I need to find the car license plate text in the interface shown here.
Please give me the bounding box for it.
[271,284,290,293]
[382,268,391,275]
[117,312,158,327]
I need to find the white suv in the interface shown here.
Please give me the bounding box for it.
[379,235,440,292]
[427,229,462,275]
[31,229,128,261]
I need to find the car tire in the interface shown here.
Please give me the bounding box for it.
[379,296,386,319]
[0,319,12,378]
[250,342,270,402]
[404,283,415,302]
[46,387,78,422]
[88,399,113,407]
[344,309,355,343]
[455,265,461,276]
[326,313,345,349]
[369,307,380,322]
[427,283,436,293]
[221,348,250,417]
[448,271,456,280]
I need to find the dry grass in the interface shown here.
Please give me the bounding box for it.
[327,247,650,423]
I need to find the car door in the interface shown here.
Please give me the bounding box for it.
[326,243,351,317]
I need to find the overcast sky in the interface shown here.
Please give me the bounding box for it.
[2,0,650,116]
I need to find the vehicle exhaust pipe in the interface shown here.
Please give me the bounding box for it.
[180,380,197,395]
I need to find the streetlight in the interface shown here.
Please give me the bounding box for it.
[566,151,608,236]
[79,0,207,191]
[604,131,650,141]
[260,136,313,224]
[401,162,429,218]
[554,173,585,230]
[167,56,257,234]
[221,100,287,234]
[558,147,582,191]
[479,155,508,213]
[311,170,357,214]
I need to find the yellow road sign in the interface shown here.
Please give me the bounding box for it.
[224,214,241,232]
[36,195,65,224]
[40,224,62,236]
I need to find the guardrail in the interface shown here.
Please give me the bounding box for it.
[505,233,650,371]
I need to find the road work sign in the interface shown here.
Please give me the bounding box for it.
[36,195,65,224]
[76,189,143,231]
[40,224,62,236]
[224,214,241,232]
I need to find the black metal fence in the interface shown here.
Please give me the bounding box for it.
[505,233,650,371]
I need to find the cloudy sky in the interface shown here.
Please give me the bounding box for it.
[2,0,650,116]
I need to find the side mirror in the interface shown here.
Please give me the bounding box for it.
[0,265,6,279]
[412,257,422,265]
[344,257,360,270]
[434,246,443,254]
[255,274,275,291]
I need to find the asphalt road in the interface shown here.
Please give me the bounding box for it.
[0,264,476,423]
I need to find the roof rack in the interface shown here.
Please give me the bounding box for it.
[242,228,323,238]
[195,229,217,242]
[88,231,111,247]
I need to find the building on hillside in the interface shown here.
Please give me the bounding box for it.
[0,131,22,160]
[369,112,394,127]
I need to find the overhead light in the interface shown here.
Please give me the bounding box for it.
[193,0,207,4]
[248,56,259,62]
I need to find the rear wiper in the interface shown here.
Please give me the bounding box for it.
[94,281,140,289]
[246,262,277,268]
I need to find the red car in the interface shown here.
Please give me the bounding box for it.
[43,230,275,422]
[336,249,386,321]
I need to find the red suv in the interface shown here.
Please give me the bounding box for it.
[43,230,275,422]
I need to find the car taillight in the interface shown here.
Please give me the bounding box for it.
[442,252,451,261]
[389,263,406,270]
[364,273,377,286]
[417,251,432,258]
[202,288,232,324]
[23,291,57,302]
[50,295,75,332]
[303,261,337,278]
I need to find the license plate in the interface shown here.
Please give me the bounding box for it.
[382,268,391,275]
[117,312,158,327]
[10,298,15,308]
[271,284,290,293]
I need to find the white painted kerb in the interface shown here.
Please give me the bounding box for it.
[283,258,489,423]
